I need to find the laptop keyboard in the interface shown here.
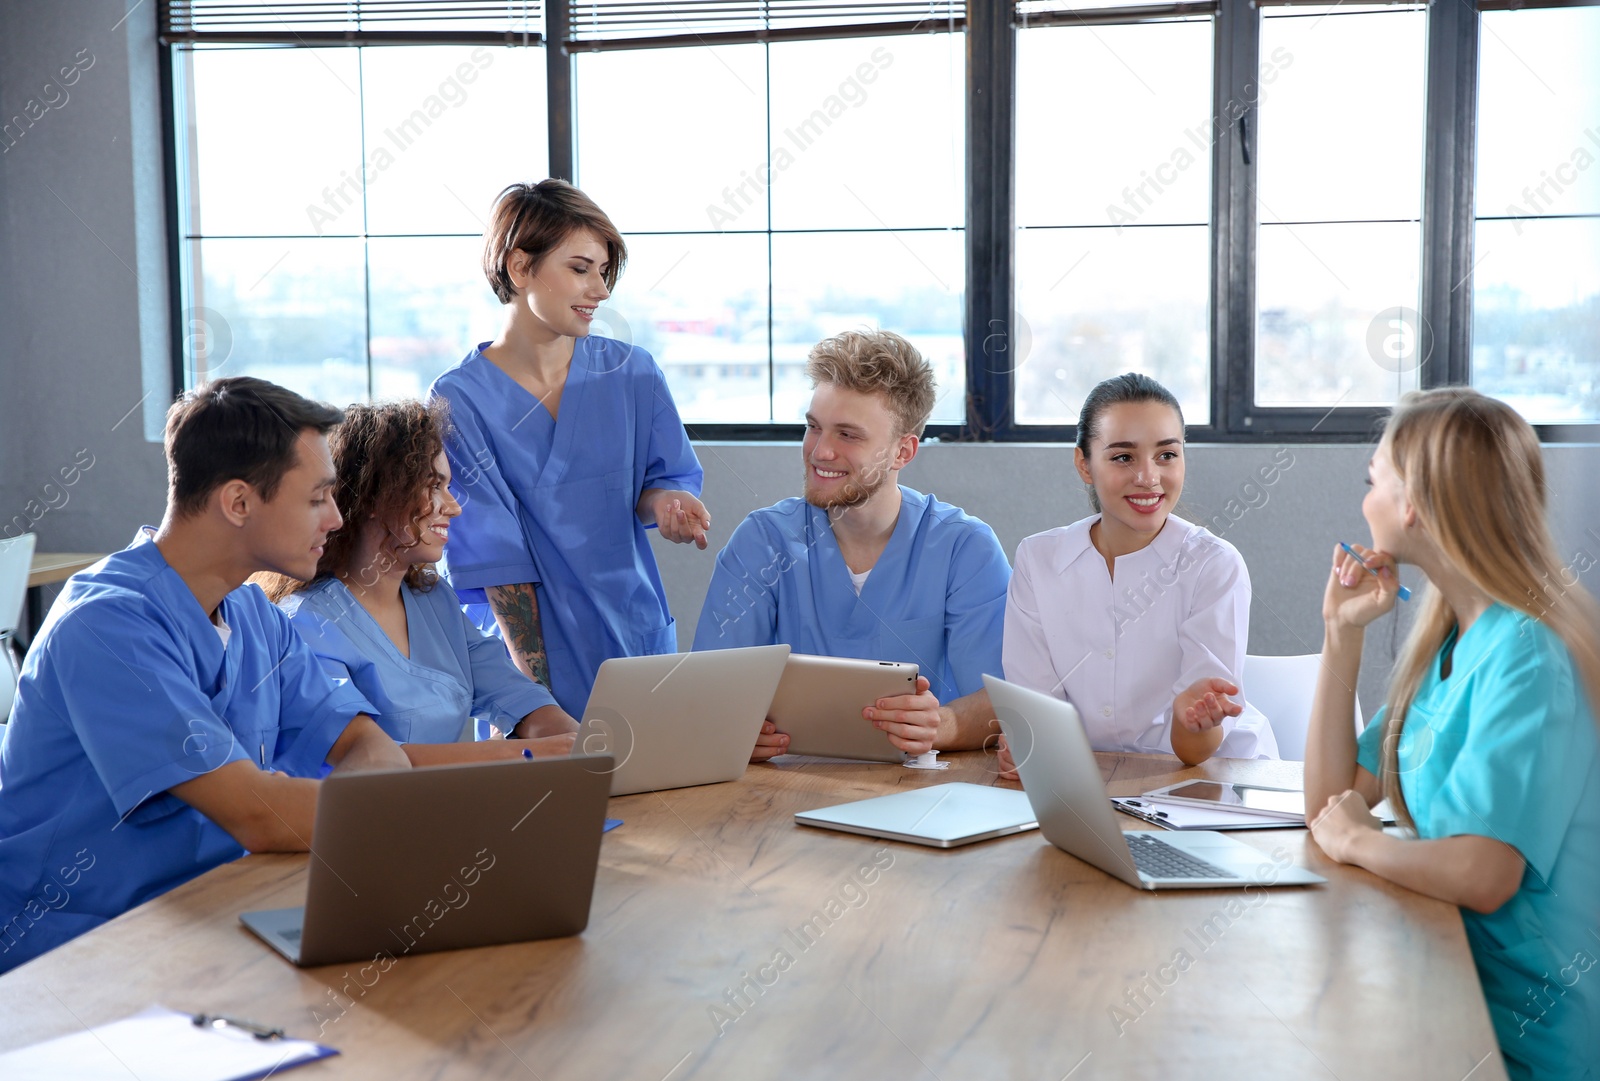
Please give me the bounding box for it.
[1126,833,1234,880]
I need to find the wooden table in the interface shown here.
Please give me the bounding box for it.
[18,553,102,649]
[26,552,102,590]
[0,752,1505,1080]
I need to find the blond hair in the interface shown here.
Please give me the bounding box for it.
[1377,388,1600,830]
[806,330,936,437]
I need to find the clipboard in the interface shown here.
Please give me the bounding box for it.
[1111,797,1301,831]
[0,1005,337,1080]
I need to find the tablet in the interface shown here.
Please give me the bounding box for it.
[1141,780,1305,821]
[767,654,918,763]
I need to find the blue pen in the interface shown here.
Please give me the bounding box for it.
[522,748,533,760]
[1339,542,1412,601]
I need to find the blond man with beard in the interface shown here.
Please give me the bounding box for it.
[693,330,1011,762]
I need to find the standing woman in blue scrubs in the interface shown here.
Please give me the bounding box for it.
[261,401,578,762]
[1304,388,1600,1080]
[430,181,709,716]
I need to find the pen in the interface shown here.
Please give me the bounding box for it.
[1339,542,1412,602]
[522,748,533,760]
[192,1013,284,1040]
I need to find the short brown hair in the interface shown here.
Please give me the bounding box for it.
[165,376,343,518]
[259,399,449,601]
[483,179,627,304]
[805,329,937,437]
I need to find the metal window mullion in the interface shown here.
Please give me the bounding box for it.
[548,2,575,180]
[964,0,1014,441]
[161,42,188,396]
[1418,0,1477,388]
[1213,0,1258,435]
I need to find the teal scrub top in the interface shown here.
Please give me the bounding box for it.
[1357,604,1600,1081]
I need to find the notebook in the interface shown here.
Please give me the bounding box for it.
[577,645,790,795]
[795,782,1038,848]
[242,754,612,967]
[986,675,1326,890]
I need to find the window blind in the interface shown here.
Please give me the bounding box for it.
[564,1,963,50]
[160,1,545,44]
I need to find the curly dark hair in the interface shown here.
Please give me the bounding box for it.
[257,398,451,603]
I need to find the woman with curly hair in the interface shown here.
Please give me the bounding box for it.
[260,400,577,762]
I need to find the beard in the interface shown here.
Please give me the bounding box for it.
[803,462,889,510]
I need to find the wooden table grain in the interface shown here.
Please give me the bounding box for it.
[0,752,1506,1080]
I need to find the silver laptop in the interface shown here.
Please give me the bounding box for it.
[767,654,918,763]
[795,782,1038,848]
[577,644,790,796]
[984,675,1325,890]
[241,754,613,967]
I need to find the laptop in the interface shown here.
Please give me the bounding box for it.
[577,644,790,796]
[984,675,1325,890]
[795,782,1038,848]
[242,754,614,967]
[767,654,918,763]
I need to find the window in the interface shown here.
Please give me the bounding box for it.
[1471,4,1600,425]
[164,1,1596,441]
[175,42,546,402]
[573,32,965,427]
[1015,17,1214,427]
[1253,3,1426,411]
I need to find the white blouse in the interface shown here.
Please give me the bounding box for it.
[1002,515,1278,759]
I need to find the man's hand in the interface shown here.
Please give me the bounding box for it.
[866,676,941,756]
[325,714,411,773]
[639,488,711,549]
[993,728,1020,782]
[169,761,320,854]
[750,719,790,762]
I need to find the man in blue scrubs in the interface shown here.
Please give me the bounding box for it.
[0,378,409,973]
[693,330,1012,759]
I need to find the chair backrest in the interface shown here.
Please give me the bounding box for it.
[1243,652,1365,762]
[0,533,37,637]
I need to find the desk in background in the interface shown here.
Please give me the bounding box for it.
[0,752,1505,1080]
[19,553,101,650]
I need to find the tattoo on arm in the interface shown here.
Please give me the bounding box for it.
[486,583,552,693]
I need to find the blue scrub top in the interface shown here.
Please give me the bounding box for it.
[692,486,1012,704]
[1357,604,1600,1081]
[430,337,703,717]
[0,531,373,973]
[279,577,555,744]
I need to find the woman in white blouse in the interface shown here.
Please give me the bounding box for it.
[999,373,1277,768]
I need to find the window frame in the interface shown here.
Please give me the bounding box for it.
[159,1,1600,444]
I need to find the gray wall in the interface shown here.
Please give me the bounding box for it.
[4,3,1598,726]
[1,1,170,568]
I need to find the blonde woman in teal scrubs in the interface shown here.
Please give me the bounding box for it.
[1304,388,1600,1080]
